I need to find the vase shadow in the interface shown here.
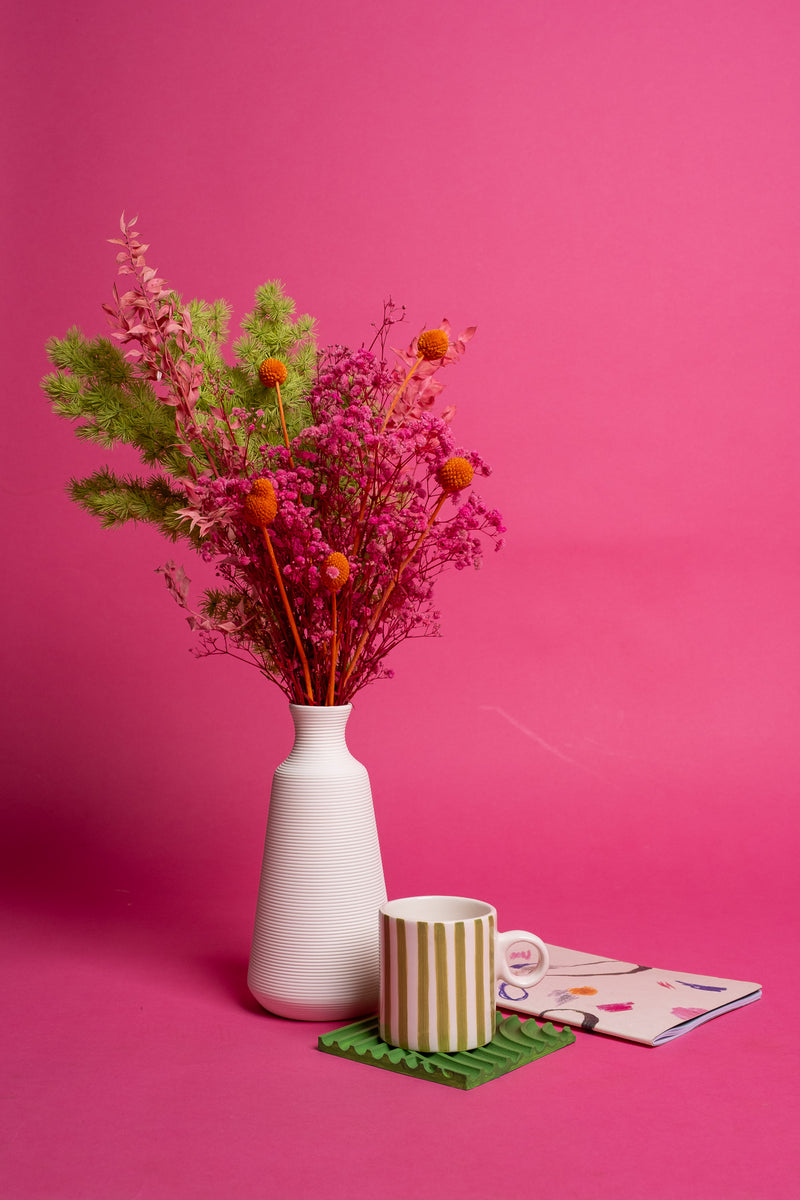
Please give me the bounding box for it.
[2,791,264,1012]
[198,953,266,1015]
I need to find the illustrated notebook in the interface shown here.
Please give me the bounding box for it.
[496,944,761,1046]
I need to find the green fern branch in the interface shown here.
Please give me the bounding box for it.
[43,330,190,475]
[69,468,196,543]
[233,280,317,431]
[44,271,320,531]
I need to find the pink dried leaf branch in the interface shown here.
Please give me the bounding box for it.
[102,218,250,482]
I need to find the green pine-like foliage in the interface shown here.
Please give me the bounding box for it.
[67,468,195,541]
[42,281,318,548]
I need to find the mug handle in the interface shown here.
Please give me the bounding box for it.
[496,930,550,989]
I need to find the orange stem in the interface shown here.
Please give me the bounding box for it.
[354,360,424,553]
[261,526,314,704]
[326,591,338,706]
[380,354,423,434]
[275,381,295,468]
[340,490,448,694]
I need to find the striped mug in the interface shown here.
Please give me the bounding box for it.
[379,895,549,1053]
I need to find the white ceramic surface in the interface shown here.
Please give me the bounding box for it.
[247,704,387,1020]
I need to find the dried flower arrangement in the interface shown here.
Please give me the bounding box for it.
[42,217,505,705]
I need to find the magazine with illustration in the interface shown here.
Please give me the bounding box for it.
[497,944,762,1046]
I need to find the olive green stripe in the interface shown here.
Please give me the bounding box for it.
[488,914,496,1036]
[475,918,486,1046]
[417,922,430,1052]
[381,912,392,1038]
[397,919,408,1050]
[434,923,449,1051]
[455,921,468,1050]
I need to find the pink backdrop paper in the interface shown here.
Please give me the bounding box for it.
[3,1,798,1197]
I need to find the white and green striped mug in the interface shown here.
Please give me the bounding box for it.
[379,896,549,1053]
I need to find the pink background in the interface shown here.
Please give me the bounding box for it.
[3,1,798,1196]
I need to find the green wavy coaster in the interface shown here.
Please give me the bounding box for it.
[317,1012,575,1089]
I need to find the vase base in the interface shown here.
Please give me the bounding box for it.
[250,988,378,1022]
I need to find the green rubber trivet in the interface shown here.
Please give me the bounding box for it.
[317,1012,575,1089]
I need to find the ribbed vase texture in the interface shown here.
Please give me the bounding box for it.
[247,704,387,1020]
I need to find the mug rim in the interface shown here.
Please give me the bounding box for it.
[379,895,496,923]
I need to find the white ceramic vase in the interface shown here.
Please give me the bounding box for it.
[247,703,387,1020]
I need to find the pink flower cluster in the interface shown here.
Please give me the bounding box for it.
[175,343,505,703]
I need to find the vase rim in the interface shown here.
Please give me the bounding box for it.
[288,702,353,712]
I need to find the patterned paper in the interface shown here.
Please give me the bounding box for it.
[496,945,761,1045]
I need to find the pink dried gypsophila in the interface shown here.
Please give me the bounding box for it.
[153,323,502,700]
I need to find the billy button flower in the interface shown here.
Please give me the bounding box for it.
[258,358,288,387]
[437,456,473,493]
[243,479,314,704]
[242,477,278,526]
[321,552,351,705]
[322,551,350,593]
[340,455,473,692]
[380,327,451,433]
[258,357,294,467]
[416,328,449,361]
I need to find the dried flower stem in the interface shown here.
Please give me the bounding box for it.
[340,489,449,692]
[380,353,423,434]
[326,591,339,706]
[275,381,295,467]
[259,526,314,704]
[353,383,420,554]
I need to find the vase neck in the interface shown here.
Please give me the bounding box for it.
[288,703,353,754]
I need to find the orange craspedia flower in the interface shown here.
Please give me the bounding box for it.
[258,358,289,387]
[322,551,350,592]
[437,456,474,493]
[416,328,449,360]
[243,478,278,527]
